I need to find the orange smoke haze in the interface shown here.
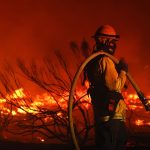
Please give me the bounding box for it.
[0,0,149,94]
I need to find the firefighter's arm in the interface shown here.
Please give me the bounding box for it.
[99,56,127,92]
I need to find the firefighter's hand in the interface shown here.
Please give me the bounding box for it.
[117,58,128,72]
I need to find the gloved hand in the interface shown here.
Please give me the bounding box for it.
[116,58,128,72]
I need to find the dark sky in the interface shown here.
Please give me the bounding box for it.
[0,0,149,93]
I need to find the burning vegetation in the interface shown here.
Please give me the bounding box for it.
[0,40,149,146]
[0,87,150,144]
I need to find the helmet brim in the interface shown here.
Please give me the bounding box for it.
[91,33,120,39]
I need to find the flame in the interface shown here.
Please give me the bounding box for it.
[12,110,17,116]
[0,98,6,103]
[0,87,150,137]
[0,88,149,117]
[0,88,70,115]
[135,119,144,126]
[135,119,150,126]
[6,88,26,100]
[0,87,150,144]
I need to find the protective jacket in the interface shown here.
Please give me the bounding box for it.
[85,55,127,121]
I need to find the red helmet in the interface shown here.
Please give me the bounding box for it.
[92,25,120,39]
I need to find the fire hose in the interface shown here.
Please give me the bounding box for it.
[68,51,150,150]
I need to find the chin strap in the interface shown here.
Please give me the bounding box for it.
[68,51,150,150]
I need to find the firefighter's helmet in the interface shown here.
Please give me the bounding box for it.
[92,25,120,39]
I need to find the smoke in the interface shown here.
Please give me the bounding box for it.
[0,0,149,93]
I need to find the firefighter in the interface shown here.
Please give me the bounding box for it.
[84,25,128,150]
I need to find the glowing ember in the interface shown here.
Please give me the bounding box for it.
[135,119,144,126]
[146,122,150,126]
[37,137,45,142]
[41,139,45,142]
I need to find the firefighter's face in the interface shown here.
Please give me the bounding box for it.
[95,36,118,55]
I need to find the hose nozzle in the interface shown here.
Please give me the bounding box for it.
[137,91,150,111]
